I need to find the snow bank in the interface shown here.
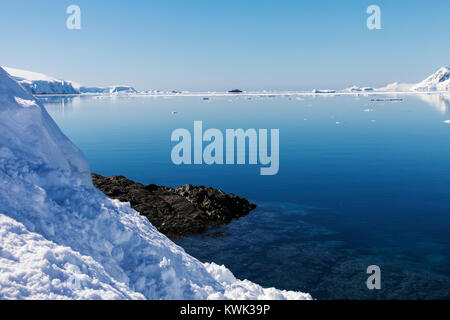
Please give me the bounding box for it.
[0,214,143,300]
[0,67,311,300]
[204,263,307,300]
[3,67,80,95]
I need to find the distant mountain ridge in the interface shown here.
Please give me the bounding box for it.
[3,65,450,95]
[316,67,450,94]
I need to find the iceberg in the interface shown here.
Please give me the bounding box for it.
[0,67,311,300]
[343,86,373,93]
[312,89,336,94]
[109,85,138,94]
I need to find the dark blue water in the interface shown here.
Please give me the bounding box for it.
[43,94,450,299]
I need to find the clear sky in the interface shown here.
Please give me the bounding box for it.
[0,0,448,91]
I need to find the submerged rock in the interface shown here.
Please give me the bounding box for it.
[92,174,256,238]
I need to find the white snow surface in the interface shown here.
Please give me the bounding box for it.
[0,67,311,300]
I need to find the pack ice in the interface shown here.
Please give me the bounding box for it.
[0,67,311,300]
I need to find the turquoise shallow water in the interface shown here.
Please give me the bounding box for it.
[43,94,450,299]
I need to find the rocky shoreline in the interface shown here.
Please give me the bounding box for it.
[92,174,256,238]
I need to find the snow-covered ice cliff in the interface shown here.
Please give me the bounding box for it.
[0,67,311,300]
[3,67,80,95]
[2,67,138,95]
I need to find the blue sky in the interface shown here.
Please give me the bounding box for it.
[0,0,448,91]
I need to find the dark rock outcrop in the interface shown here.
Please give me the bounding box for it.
[92,174,256,238]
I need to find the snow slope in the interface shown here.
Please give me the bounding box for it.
[0,67,311,300]
[3,67,80,95]
[368,67,450,93]
[375,82,414,92]
[411,67,450,91]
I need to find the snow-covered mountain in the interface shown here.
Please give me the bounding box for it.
[364,67,450,93]
[335,67,450,93]
[410,67,450,91]
[0,66,310,300]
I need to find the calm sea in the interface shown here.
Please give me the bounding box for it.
[43,93,450,299]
